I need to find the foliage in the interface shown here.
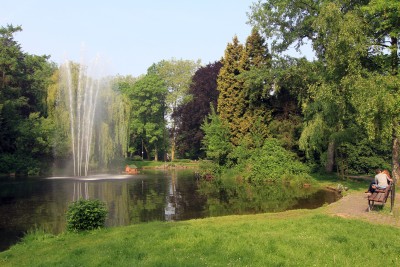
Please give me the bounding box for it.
[217,31,272,146]
[239,29,273,143]
[132,155,143,161]
[217,36,245,145]
[198,159,223,178]
[249,0,320,54]
[249,0,399,175]
[0,153,41,175]
[171,159,191,163]
[120,72,167,160]
[269,116,302,152]
[0,25,55,174]
[153,58,201,160]
[336,140,391,175]
[66,199,108,232]
[201,106,233,165]
[173,61,222,159]
[230,138,311,183]
[361,0,400,74]
[16,113,55,157]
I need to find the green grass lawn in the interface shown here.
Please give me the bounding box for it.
[310,172,372,194]
[125,159,200,169]
[1,208,399,266]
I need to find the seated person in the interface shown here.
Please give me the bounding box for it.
[382,169,393,184]
[367,169,393,194]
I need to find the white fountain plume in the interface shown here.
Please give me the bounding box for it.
[56,52,129,177]
[62,56,103,176]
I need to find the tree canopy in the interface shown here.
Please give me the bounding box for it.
[1,0,399,181]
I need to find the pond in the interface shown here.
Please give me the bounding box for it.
[0,169,341,251]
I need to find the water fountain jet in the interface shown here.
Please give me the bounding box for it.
[58,57,113,176]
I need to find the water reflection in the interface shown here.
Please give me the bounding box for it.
[0,170,340,251]
[197,179,341,216]
[73,182,89,200]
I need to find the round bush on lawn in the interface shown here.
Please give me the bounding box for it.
[66,199,108,232]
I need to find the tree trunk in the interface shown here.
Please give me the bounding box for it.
[391,36,398,76]
[170,119,176,161]
[143,143,150,160]
[325,140,335,173]
[391,36,398,182]
[392,134,400,184]
[154,145,158,161]
[171,141,175,161]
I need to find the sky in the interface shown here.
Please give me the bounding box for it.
[1,0,260,77]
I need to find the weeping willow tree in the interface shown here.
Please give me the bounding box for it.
[49,61,130,175]
[93,86,130,169]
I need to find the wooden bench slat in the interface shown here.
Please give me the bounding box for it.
[369,193,383,202]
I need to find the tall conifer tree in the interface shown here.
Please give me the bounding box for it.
[239,28,272,145]
[217,36,245,145]
[217,30,272,146]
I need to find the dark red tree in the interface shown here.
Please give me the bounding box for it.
[173,61,222,159]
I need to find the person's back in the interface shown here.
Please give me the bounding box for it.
[375,172,389,189]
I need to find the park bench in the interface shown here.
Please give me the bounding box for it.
[367,183,393,212]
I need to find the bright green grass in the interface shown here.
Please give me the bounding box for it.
[1,209,399,266]
[126,160,199,169]
[310,172,371,194]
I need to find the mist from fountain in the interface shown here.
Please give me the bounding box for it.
[60,57,107,176]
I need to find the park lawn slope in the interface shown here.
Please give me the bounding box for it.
[1,209,400,266]
[126,159,200,169]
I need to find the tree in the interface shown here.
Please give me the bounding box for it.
[173,61,222,159]
[239,28,272,145]
[248,0,320,55]
[357,0,400,180]
[94,83,131,166]
[122,71,167,161]
[155,58,201,160]
[217,36,245,145]
[249,0,400,175]
[0,25,55,174]
[268,57,317,153]
[218,30,273,147]
[201,106,233,165]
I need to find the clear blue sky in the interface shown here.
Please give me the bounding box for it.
[1,0,258,77]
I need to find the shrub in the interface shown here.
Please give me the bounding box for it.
[66,199,108,232]
[231,138,311,183]
[171,159,191,163]
[132,155,143,161]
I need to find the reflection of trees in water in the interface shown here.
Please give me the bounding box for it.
[165,170,178,221]
[0,180,72,237]
[71,181,132,226]
[127,175,168,224]
[164,170,206,221]
[73,182,89,201]
[129,189,165,223]
[198,180,321,216]
[128,170,200,223]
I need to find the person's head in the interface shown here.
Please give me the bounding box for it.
[375,168,382,174]
[383,169,391,178]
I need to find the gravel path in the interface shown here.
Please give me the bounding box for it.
[325,190,400,227]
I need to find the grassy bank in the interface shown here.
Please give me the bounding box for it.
[1,208,399,266]
[310,172,372,194]
[126,159,200,169]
